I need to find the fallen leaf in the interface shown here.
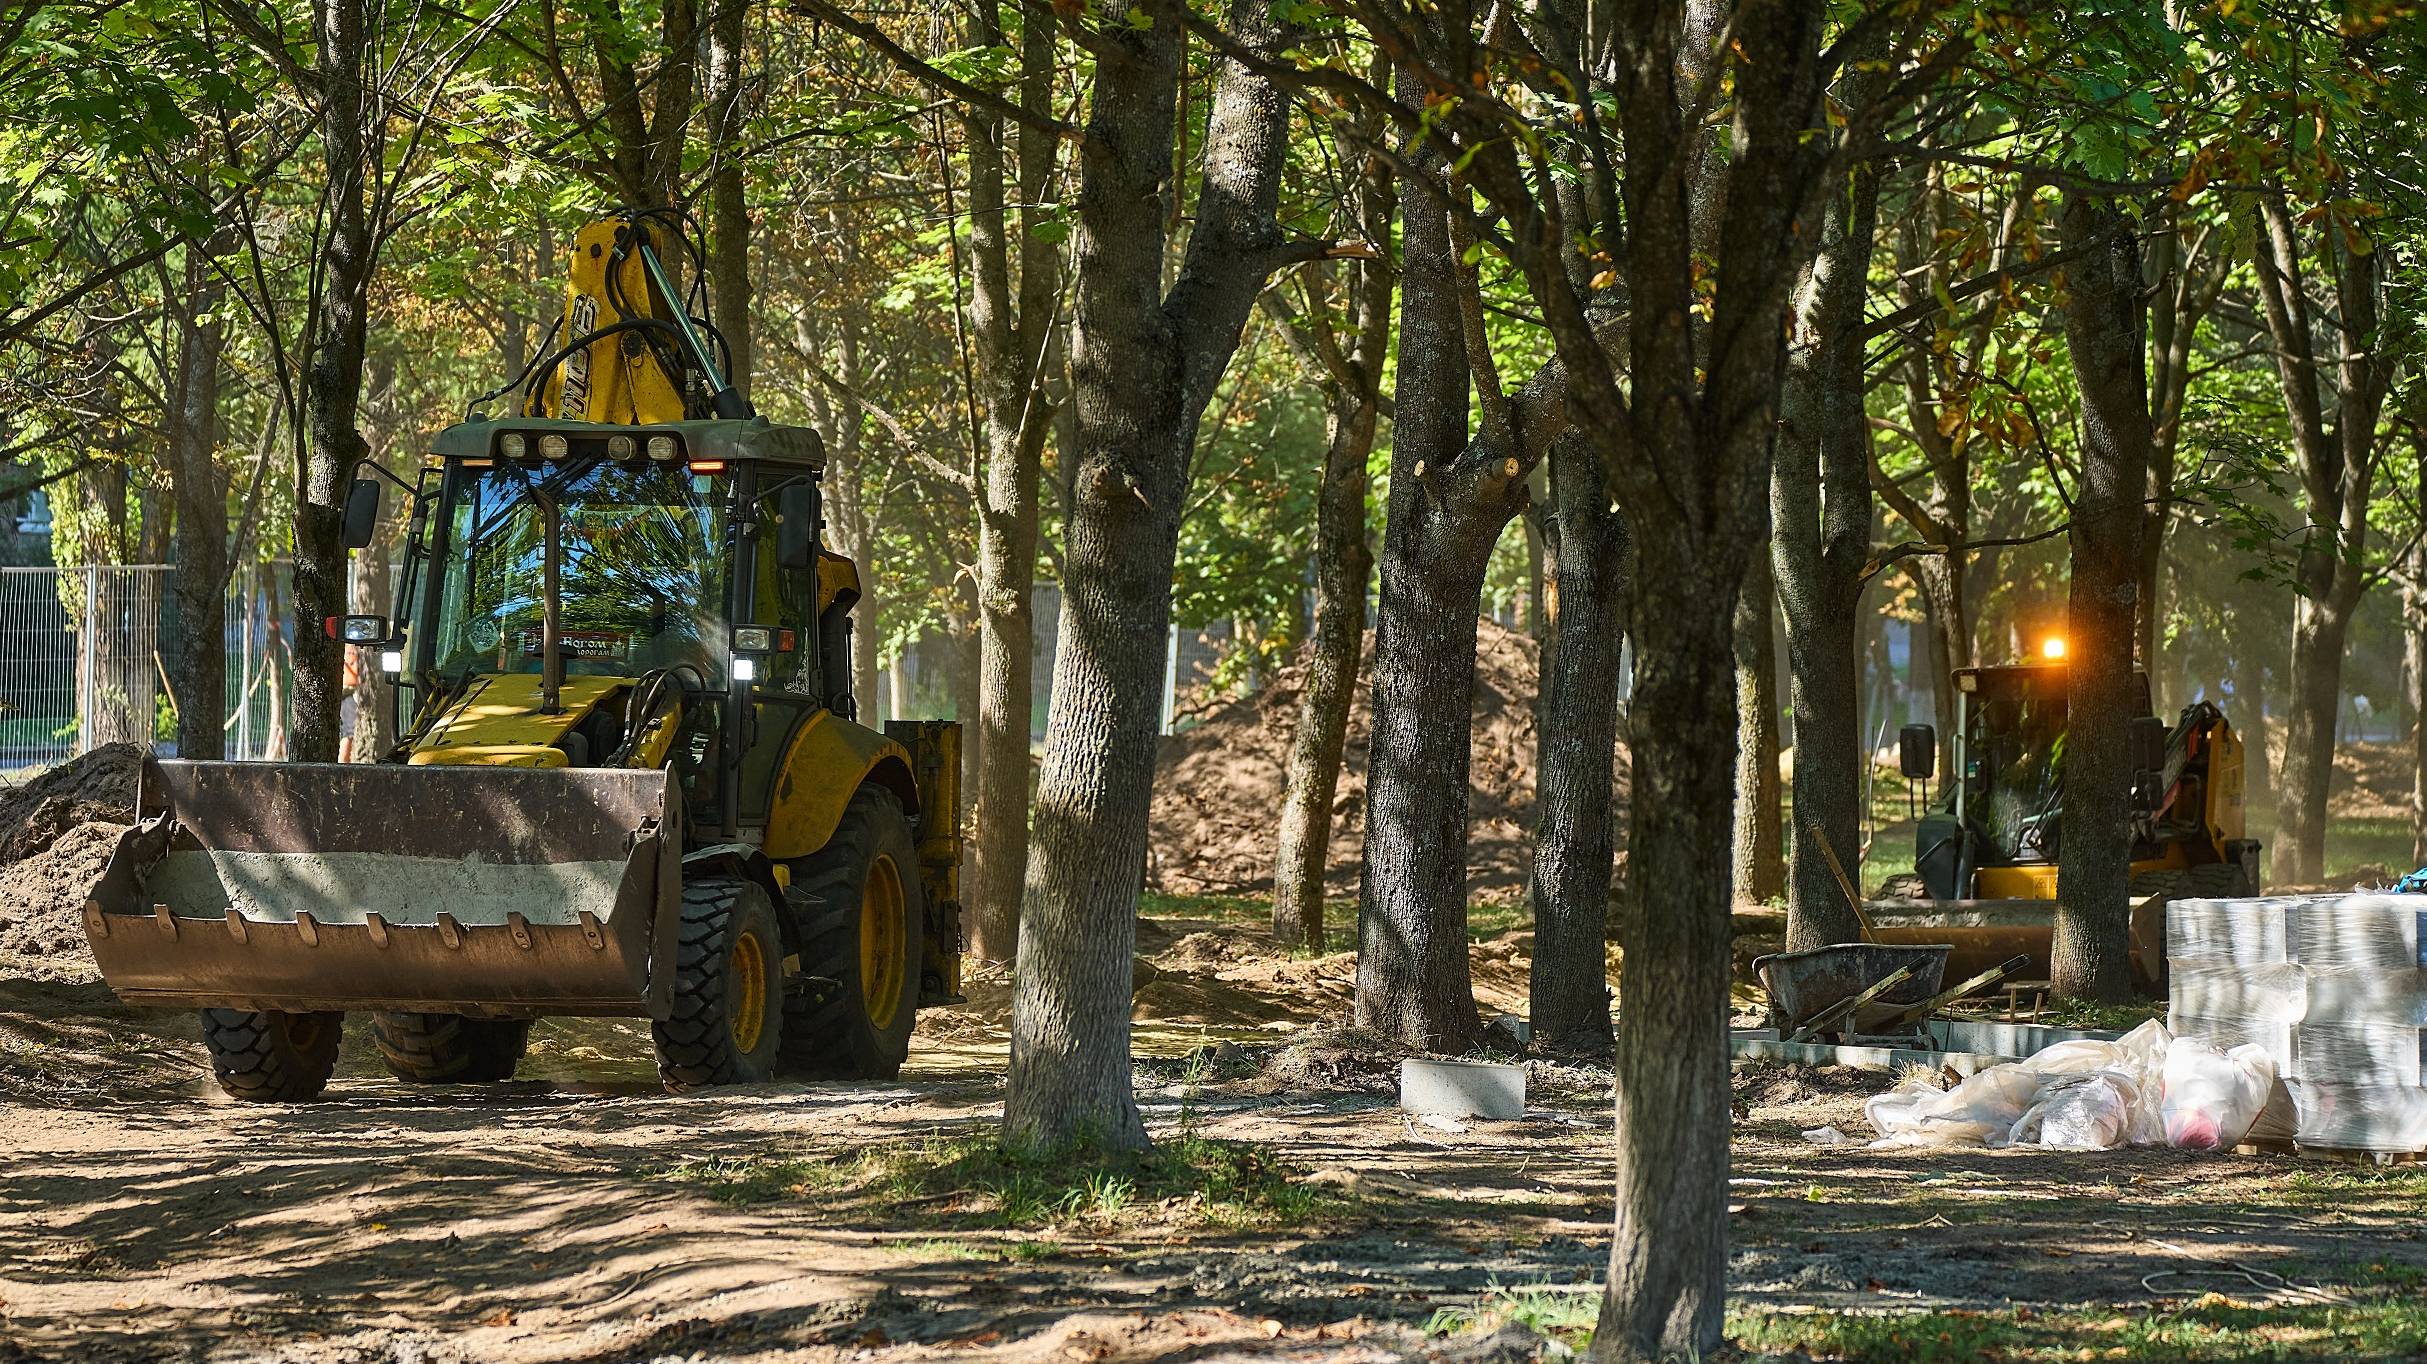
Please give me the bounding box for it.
[483,1309,515,1328]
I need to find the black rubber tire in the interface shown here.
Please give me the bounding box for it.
[369,1012,531,1084]
[1874,873,1933,900]
[780,786,925,1080]
[200,1009,343,1103]
[2132,861,2253,902]
[651,876,785,1091]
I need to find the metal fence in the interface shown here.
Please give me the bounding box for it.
[0,562,297,773]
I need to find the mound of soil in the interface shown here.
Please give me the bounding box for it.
[1148,619,1614,899]
[0,743,141,964]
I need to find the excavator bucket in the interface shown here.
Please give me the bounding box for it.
[82,757,680,1018]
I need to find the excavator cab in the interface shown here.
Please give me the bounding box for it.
[83,210,964,1101]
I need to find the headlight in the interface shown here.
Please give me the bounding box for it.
[732,626,773,652]
[499,432,526,459]
[379,650,404,676]
[647,434,679,461]
[607,434,635,459]
[731,656,758,683]
[539,433,570,460]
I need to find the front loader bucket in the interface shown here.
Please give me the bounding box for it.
[83,758,679,1018]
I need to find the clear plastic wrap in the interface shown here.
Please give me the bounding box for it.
[2293,1021,2424,1088]
[2289,895,2427,972]
[2170,1012,2296,1078]
[2167,897,2290,967]
[2288,1081,2427,1152]
[2170,964,2308,1024]
[2300,967,2427,1027]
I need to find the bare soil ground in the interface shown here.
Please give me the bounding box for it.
[5,749,2424,1360]
[9,907,2427,1363]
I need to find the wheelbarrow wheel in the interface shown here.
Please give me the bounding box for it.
[201,1008,343,1102]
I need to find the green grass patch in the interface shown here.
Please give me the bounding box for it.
[645,1130,1344,1233]
[887,1236,1055,1263]
[1427,1285,1601,1348]
[1729,1296,2427,1362]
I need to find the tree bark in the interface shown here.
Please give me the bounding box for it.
[1529,430,1629,1055]
[1272,146,1393,951]
[1773,135,1883,949]
[290,0,375,765]
[2051,192,2150,1004]
[1005,0,1295,1151]
[1731,551,1784,903]
[1353,158,1493,1053]
[964,0,1063,963]
[167,246,229,760]
[703,0,752,399]
[2252,195,2394,885]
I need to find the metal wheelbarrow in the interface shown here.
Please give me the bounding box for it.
[1753,943,1952,1041]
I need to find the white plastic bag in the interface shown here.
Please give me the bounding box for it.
[1866,1020,2176,1151]
[2157,1037,2276,1150]
[2010,1072,2140,1150]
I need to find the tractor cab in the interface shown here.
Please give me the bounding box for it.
[1893,660,2259,904]
[343,415,863,841]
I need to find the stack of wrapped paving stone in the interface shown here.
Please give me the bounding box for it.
[2169,894,2427,1152]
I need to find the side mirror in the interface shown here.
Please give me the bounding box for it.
[341,477,382,549]
[775,480,821,570]
[1898,724,1936,781]
[2130,715,2169,774]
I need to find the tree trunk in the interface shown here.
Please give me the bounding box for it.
[963,0,1063,963]
[349,542,395,758]
[1731,551,1784,903]
[167,247,228,760]
[2410,574,2427,866]
[1004,0,1295,1151]
[1529,430,1629,1055]
[2051,192,2150,1004]
[1272,156,1393,950]
[1773,138,1883,949]
[1270,381,1376,948]
[2250,195,2393,885]
[703,0,752,400]
[1351,136,1519,1056]
[290,0,375,765]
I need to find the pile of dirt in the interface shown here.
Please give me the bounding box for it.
[2330,741,2413,819]
[1148,620,1616,899]
[0,743,141,964]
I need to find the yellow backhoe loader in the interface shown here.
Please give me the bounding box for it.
[83,209,962,1100]
[1864,653,2261,992]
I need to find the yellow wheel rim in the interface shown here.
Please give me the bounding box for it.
[730,930,768,1053]
[860,855,908,1031]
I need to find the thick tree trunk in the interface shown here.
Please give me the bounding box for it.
[1731,552,1784,903]
[1529,431,1629,1055]
[1351,145,1515,1056]
[2051,192,2150,1003]
[1773,142,1882,949]
[2277,601,2354,883]
[349,545,395,758]
[2410,574,2427,865]
[167,248,228,760]
[290,0,374,765]
[1005,0,1294,1150]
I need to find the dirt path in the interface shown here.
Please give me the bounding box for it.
[6,917,2427,1363]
